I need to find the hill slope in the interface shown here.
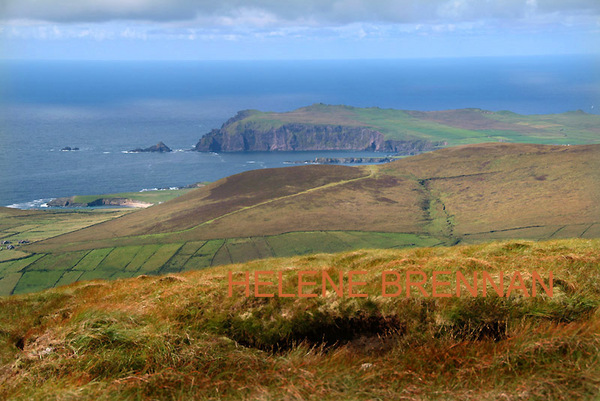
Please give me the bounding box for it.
[1,239,599,400]
[30,143,600,252]
[194,104,600,152]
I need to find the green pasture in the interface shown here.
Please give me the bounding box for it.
[2,219,596,296]
[0,231,438,296]
[0,208,130,243]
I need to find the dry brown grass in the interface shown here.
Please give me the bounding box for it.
[1,238,599,400]
[406,109,540,132]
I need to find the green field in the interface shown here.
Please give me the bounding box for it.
[72,188,197,205]
[3,219,596,297]
[0,231,438,296]
[0,207,131,243]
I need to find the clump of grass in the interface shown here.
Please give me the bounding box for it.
[217,304,402,352]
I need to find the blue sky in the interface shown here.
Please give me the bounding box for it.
[1,0,599,60]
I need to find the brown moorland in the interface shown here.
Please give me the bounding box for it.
[26,143,600,254]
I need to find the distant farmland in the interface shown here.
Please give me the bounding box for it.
[0,231,437,295]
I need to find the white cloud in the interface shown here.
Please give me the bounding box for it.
[1,0,598,25]
[121,27,148,40]
[1,0,597,56]
[2,21,122,41]
[213,8,280,28]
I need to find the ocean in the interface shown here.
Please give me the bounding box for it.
[0,56,598,208]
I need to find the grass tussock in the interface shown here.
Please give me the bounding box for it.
[0,238,599,400]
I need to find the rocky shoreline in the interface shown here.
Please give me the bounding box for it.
[47,197,152,208]
[45,182,205,209]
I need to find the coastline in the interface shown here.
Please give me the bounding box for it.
[33,185,205,210]
[47,196,153,209]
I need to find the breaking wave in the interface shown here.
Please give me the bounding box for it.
[7,198,52,209]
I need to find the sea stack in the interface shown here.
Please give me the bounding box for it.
[129,142,172,153]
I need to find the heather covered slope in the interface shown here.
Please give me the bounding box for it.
[27,164,371,249]
[28,143,600,254]
[385,143,600,241]
[1,239,599,400]
[194,104,600,152]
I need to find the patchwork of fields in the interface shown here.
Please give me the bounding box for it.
[2,220,597,296]
[0,208,131,243]
[0,231,438,296]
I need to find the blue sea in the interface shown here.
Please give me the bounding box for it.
[0,56,598,208]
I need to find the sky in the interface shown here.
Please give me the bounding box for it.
[0,0,599,60]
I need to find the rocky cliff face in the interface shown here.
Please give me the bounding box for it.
[194,114,440,153]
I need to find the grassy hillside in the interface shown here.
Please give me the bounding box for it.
[1,239,599,400]
[29,143,600,250]
[217,104,600,146]
[2,143,598,296]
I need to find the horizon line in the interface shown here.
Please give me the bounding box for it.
[1,53,599,63]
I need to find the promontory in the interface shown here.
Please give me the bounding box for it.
[194,104,599,153]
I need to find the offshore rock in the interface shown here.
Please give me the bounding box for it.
[129,142,172,153]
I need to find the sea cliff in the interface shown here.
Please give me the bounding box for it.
[195,122,438,153]
[193,104,600,153]
[194,107,442,153]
